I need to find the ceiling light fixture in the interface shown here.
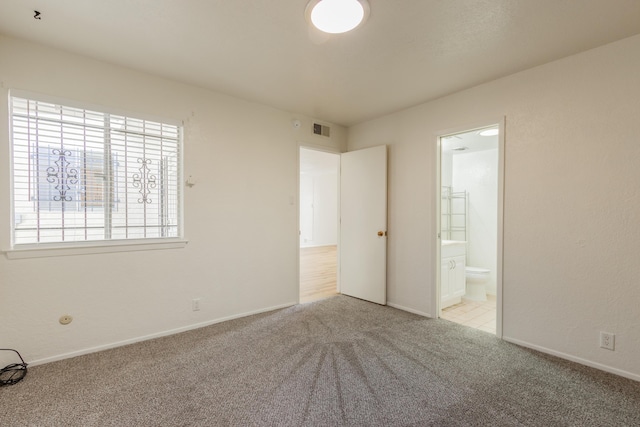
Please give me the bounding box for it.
[306,0,370,34]
[479,128,499,136]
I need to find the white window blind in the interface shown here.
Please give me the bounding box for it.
[10,95,182,246]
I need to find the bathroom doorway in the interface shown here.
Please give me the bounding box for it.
[437,123,504,336]
[299,147,340,303]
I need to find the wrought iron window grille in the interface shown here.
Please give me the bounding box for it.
[10,95,182,245]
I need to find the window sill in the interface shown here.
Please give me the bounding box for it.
[4,239,188,260]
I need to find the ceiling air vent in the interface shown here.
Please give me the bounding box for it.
[313,123,331,137]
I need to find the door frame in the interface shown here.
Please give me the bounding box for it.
[433,117,505,338]
[297,143,342,303]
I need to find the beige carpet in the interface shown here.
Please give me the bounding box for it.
[1,295,639,426]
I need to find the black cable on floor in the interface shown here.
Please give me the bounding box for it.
[0,349,28,386]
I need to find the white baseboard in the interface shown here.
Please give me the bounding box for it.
[29,301,298,367]
[387,302,433,318]
[503,336,640,382]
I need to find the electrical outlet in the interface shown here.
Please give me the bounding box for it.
[192,298,201,312]
[600,331,615,351]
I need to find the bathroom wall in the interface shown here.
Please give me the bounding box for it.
[452,149,498,295]
[441,152,453,187]
[348,34,640,380]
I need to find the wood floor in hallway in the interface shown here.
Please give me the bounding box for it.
[300,245,338,303]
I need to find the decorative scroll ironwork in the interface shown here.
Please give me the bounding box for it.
[132,158,157,204]
[46,149,78,202]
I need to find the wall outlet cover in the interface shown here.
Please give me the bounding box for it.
[600,331,615,351]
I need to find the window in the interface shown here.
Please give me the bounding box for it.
[10,94,182,247]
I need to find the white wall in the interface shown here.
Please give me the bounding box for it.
[348,35,640,380]
[300,171,338,248]
[441,152,453,187]
[452,149,498,295]
[0,35,346,365]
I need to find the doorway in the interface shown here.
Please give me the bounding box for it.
[437,123,504,336]
[299,145,388,305]
[299,147,340,303]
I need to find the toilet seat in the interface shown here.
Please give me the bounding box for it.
[466,266,490,276]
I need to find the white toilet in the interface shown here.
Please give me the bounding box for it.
[464,267,490,301]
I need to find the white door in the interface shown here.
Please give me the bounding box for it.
[441,258,452,302]
[340,145,387,305]
[451,255,466,297]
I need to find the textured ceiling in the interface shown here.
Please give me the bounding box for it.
[1,0,639,126]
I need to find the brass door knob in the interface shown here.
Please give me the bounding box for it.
[377,231,386,237]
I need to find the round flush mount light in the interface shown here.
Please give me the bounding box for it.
[306,0,370,34]
[479,128,499,137]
